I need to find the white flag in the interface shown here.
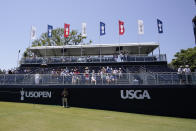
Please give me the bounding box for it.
[82,23,87,37]
[138,20,144,35]
[31,26,36,40]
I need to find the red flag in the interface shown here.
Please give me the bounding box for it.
[119,20,125,35]
[64,23,70,37]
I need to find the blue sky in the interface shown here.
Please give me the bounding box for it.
[0,0,195,70]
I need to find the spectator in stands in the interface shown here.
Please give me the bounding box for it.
[110,74,115,84]
[124,52,129,61]
[91,70,96,85]
[100,67,106,84]
[60,69,65,76]
[61,89,69,108]
[183,65,191,84]
[72,74,76,84]
[113,54,118,62]
[106,74,110,84]
[65,67,69,74]
[74,68,80,84]
[84,67,90,84]
[120,52,124,62]
[112,68,118,82]
[35,73,40,84]
[87,56,91,62]
[177,66,183,84]
[118,68,122,78]
[70,69,75,84]
[51,69,56,75]
[106,66,111,73]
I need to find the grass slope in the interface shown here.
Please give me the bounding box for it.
[0,102,196,131]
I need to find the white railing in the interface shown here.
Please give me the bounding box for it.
[20,54,167,64]
[0,72,195,85]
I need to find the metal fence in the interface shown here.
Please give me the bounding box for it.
[20,54,167,64]
[0,72,195,85]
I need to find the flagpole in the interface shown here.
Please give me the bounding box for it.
[17,50,20,67]
[157,34,161,59]
[29,26,32,58]
[157,19,163,60]
[99,22,101,62]
[99,34,101,62]
[99,20,101,44]
[138,34,140,56]
[80,35,82,57]
[45,27,47,58]
[119,35,120,54]
[63,37,64,57]
[99,35,101,44]
[137,34,140,43]
[63,25,65,57]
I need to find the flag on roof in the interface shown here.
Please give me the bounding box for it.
[100,22,105,36]
[157,19,163,33]
[31,26,36,40]
[138,20,144,35]
[119,20,125,35]
[82,23,87,37]
[64,23,70,38]
[48,25,53,38]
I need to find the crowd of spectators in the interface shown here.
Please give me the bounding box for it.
[177,65,192,84]
[0,69,18,74]
[0,64,194,85]
[32,66,124,85]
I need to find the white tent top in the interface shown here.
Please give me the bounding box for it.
[29,42,159,56]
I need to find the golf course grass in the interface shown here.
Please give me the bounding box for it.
[0,102,196,131]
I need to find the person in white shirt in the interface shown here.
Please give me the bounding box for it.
[91,70,96,85]
[177,66,183,84]
[183,65,191,84]
[35,73,40,84]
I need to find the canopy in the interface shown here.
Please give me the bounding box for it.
[29,42,159,57]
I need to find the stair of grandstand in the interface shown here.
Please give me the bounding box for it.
[116,74,130,85]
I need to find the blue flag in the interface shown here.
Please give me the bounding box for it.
[100,22,105,36]
[48,25,53,38]
[157,19,163,33]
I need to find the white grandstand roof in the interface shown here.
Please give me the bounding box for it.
[29,42,159,56]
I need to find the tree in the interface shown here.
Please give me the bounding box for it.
[171,47,196,71]
[23,28,87,57]
[32,28,86,47]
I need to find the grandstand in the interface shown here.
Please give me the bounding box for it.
[1,42,194,85]
[0,42,196,118]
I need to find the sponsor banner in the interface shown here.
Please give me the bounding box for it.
[20,90,52,101]
[120,90,151,99]
[0,86,196,118]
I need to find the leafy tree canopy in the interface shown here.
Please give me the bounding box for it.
[171,47,196,71]
[23,28,93,57]
[32,28,86,47]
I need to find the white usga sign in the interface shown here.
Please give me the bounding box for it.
[120,90,151,100]
[20,90,52,101]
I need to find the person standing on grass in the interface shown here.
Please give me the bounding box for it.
[61,88,69,108]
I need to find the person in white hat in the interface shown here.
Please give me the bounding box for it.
[177,66,183,84]
[183,65,191,84]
